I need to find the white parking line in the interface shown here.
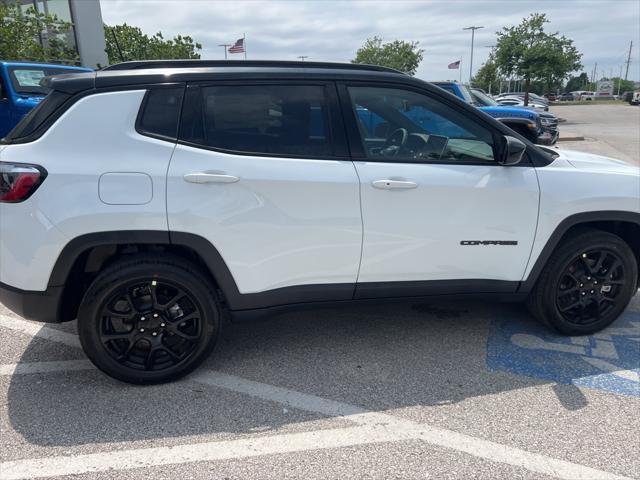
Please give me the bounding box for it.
[0,425,410,480]
[0,359,93,376]
[0,315,80,348]
[0,315,634,480]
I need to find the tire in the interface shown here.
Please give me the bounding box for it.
[527,229,638,335]
[78,254,221,384]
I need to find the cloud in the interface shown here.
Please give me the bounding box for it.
[100,0,640,81]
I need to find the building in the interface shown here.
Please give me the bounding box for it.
[15,0,108,68]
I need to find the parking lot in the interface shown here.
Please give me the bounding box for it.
[1,103,639,480]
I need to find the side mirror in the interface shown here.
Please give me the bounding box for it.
[499,135,526,166]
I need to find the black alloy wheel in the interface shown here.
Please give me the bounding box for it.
[78,255,220,384]
[527,229,637,335]
[555,249,626,326]
[99,280,203,372]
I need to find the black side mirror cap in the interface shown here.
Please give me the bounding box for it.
[499,135,527,166]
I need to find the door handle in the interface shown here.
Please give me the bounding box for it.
[372,179,418,190]
[184,173,240,184]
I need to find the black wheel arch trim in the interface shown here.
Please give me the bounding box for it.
[519,210,640,293]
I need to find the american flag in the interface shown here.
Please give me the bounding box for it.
[228,38,245,54]
[448,60,461,69]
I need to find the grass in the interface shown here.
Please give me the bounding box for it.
[551,100,629,106]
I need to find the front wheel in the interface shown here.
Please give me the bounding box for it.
[527,230,638,335]
[78,255,221,384]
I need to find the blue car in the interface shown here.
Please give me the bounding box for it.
[432,82,557,145]
[0,61,92,138]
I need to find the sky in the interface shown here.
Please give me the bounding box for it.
[99,0,640,83]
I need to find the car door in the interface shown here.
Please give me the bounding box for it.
[340,83,540,298]
[166,81,362,309]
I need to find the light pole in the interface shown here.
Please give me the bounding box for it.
[463,25,484,84]
[218,44,231,60]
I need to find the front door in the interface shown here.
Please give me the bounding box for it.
[342,84,540,297]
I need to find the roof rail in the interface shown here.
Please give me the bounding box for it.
[101,59,404,74]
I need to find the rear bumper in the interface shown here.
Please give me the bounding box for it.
[0,281,63,323]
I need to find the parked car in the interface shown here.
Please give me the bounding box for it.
[1,60,638,384]
[434,82,552,144]
[558,93,575,101]
[628,91,640,105]
[543,93,556,101]
[570,91,595,100]
[0,61,92,138]
[470,88,558,145]
[496,92,550,106]
[496,96,549,111]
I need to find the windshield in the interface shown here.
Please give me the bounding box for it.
[470,90,498,106]
[8,66,78,95]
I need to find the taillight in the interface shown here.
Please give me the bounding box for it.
[0,162,47,203]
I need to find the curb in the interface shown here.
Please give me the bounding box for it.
[558,136,585,142]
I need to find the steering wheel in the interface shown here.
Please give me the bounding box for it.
[381,128,408,156]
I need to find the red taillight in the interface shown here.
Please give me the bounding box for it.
[0,163,47,203]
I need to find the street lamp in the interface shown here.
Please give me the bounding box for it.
[463,26,484,83]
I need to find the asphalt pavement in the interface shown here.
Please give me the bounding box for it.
[0,103,639,480]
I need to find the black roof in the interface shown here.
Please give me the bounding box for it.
[102,59,404,74]
[41,60,413,95]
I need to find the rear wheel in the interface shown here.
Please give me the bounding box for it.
[527,230,638,335]
[78,255,220,384]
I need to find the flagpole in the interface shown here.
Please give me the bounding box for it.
[459,59,462,83]
[243,33,247,60]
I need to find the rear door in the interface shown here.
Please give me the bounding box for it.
[340,83,540,297]
[167,81,362,309]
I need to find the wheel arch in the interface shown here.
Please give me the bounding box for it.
[51,231,242,322]
[520,211,640,293]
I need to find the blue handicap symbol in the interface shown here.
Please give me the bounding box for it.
[486,305,640,397]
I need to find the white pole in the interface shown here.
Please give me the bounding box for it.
[243,33,247,60]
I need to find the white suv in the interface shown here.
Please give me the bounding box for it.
[1,60,638,384]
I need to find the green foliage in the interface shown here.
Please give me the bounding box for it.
[564,72,590,92]
[471,55,499,93]
[352,36,424,75]
[608,77,635,93]
[0,1,78,63]
[105,24,202,64]
[495,13,582,104]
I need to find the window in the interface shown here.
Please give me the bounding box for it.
[137,87,184,140]
[180,85,332,157]
[8,67,77,95]
[348,86,495,163]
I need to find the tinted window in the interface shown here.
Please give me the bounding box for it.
[137,87,184,140]
[180,85,332,157]
[348,86,495,163]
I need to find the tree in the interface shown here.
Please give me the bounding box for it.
[494,13,582,105]
[352,36,424,75]
[471,54,499,93]
[0,1,79,63]
[564,72,590,92]
[105,24,202,64]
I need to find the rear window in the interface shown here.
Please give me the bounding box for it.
[180,84,333,157]
[137,87,185,140]
[2,90,71,143]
